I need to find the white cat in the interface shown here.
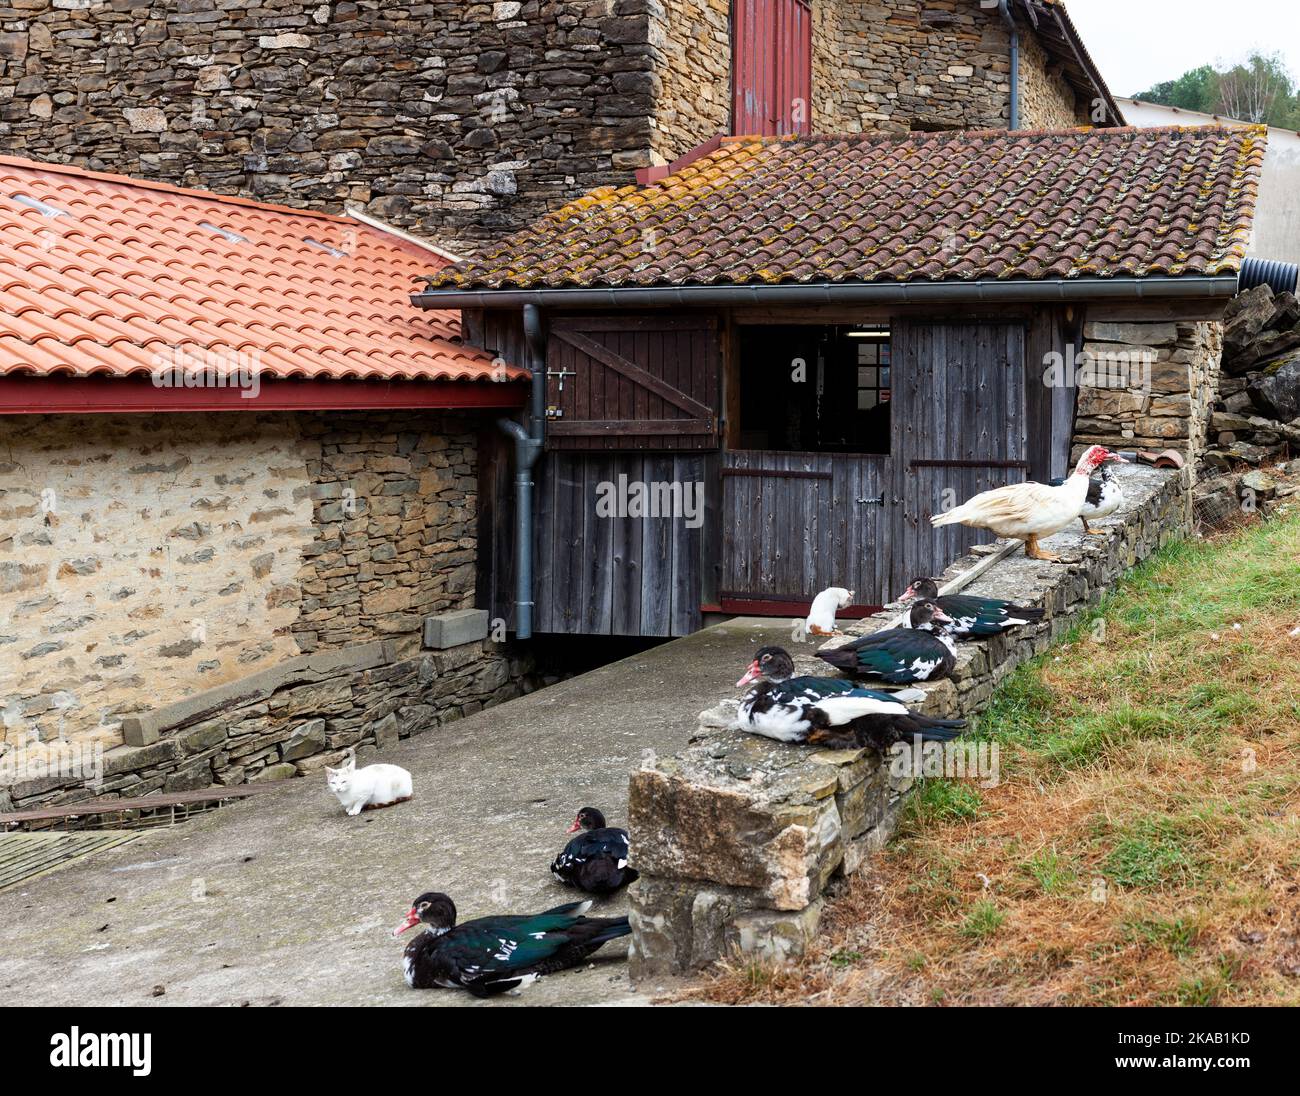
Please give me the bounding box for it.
[325,755,413,816]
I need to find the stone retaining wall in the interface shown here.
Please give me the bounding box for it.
[627,463,1189,976]
[3,634,532,817]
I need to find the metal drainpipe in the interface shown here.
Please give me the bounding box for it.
[999,0,1020,131]
[497,303,545,639]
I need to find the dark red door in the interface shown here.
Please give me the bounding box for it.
[732,0,812,136]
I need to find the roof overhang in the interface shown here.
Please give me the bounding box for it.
[0,375,528,416]
[413,275,1241,312]
[1016,0,1126,127]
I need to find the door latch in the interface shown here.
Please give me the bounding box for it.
[856,495,885,506]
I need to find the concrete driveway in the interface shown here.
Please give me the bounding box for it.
[0,618,791,1006]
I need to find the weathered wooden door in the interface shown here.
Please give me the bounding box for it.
[891,320,1029,591]
[544,316,719,451]
[720,451,891,610]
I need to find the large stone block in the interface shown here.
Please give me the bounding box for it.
[422,608,490,649]
[629,736,842,911]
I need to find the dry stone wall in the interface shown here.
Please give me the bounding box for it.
[0,409,534,812]
[0,1,1087,253]
[1072,317,1224,473]
[0,0,660,255]
[811,0,1082,135]
[628,464,1188,975]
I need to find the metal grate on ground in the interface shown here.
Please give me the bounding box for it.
[0,831,141,892]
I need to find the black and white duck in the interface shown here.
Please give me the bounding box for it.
[550,807,638,895]
[393,892,630,997]
[815,601,958,684]
[735,646,965,751]
[1048,461,1125,534]
[900,577,1044,638]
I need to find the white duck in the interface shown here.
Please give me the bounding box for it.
[930,445,1127,562]
[805,587,853,636]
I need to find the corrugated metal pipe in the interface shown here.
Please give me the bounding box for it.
[998,0,1020,131]
[497,303,545,640]
[1239,257,1299,296]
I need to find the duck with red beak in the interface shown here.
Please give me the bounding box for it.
[393,891,631,996]
[551,807,637,894]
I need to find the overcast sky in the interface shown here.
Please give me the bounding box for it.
[1063,0,1300,98]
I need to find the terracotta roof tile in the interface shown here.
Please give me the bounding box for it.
[427,127,1265,292]
[0,155,524,384]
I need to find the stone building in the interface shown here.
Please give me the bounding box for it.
[0,0,1120,255]
[0,155,533,812]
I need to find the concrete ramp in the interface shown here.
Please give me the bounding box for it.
[0,618,794,1006]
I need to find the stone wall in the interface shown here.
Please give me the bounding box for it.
[0,1,1089,248]
[0,0,658,255]
[1202,284,1300,473]
[628,464,1189,975]
[0,409,533,810]
[649,0,729,162]
[1072,318,1224,473]
[810,0,1080,136]
[1018,30,1090,129]
[2,636,530,816]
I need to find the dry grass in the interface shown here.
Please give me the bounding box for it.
[685,508,1300,1006]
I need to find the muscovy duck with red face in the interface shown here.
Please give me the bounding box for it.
[393,892,630,997]
[815,601,958,684]
[736,646,965,751]
[550,807,638,895]
[901,577,1044,638]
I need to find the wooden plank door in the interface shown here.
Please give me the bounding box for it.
[719,451,889,611]
[891,320,1028,598]
[545,316,720,451]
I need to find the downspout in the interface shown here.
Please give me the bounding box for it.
[998,0,1020,131]
[497,303,545,639]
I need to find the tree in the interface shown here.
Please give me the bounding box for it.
[1135,53,1300,129]
[1135,65,1219,113]
[1217,52,1295,125]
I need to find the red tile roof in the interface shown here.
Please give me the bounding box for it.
[426,126,1265,292]
[0,155,525,384]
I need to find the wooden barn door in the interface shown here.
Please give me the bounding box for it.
[891,320,1029,596]
[544,316,719,450]
[720,452,890,612]
[530,314,721,637]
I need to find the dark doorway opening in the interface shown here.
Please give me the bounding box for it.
[736,324,891,454]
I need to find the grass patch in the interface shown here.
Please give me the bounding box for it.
[1102,816,1201,889]
[906,779,983,828]
[959,899,1006,940]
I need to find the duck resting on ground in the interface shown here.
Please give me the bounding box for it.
[394,892,630,996]
[900,577,1045,638]
[805,586,854,637]
[736,646,965,751]
[1049,463,1124,534]
[814,601,958,684]
[930,445,1127,561]
[550,807,638,895]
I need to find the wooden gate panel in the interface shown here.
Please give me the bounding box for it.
[545,316,720,451]
[892,320,1028,593]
